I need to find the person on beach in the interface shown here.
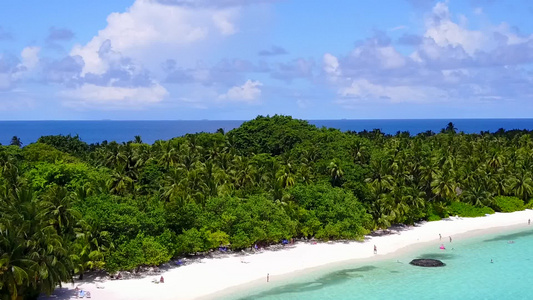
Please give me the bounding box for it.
[439,233,442,240]
[75,287,79,299]
[449,236,452,243]
[374,245,377,254]
[267,273,269,282]
[160,276,164,283]
[529,219,530,225]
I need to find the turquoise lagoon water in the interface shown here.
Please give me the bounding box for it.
[224,227,533,300]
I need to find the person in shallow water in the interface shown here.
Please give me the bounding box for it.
[440,244,446,250]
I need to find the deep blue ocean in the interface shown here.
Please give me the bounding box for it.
[1,119,533,145]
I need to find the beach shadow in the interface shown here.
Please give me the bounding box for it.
[483,229,533,243]
[39,287,78,299]
[369,224,414,237]
[416,253,457,260]
[236,266,377,299]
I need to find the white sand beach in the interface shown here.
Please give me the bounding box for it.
[41,210,533,300]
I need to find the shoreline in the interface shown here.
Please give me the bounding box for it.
[40,210,533,300]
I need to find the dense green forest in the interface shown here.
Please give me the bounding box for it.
[1,115,533,299]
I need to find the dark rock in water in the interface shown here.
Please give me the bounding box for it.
[410,259,445,267]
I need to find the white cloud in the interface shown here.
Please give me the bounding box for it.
[70,0,242,76]
[323,53,340,78]
[219,79,262,102]
[339,79,442,103]
[60,83,168,109]
[424,2,485,55]
[8,47,41,82]
[20,47,41,70]
[377,46,406,69]
[212,9,238,35]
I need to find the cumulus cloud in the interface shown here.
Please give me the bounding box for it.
[397,34,423,45]
[323,53,340,78]
[271,58,314,81]
[69,0,214,75]
[62,0,252,109]
[43,55,84,85]
[46,27,75,42]
[258,45,288,56]
[212,9,238,35]
[324,1,533,108]
[424,2,485,55]
[219,79,262,102]
[164,58,269,86]
[339,79,444,104]
[20,47,40,70]
[60,83,168,109]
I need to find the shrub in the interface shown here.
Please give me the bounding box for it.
[494,196,524,212]
[447,202,494,218]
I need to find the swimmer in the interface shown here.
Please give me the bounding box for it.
[491,259,493,263]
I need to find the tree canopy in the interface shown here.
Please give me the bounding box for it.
[1,115,533,299]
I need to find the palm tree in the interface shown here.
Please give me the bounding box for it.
[154,140,179,169]
[431,168,458,202]
[41,185,81,236]
[328,160,344,187]
[462,185,493,207]
[9,136,22,148]
[506,170,533,201]
[0,184,73,299]
[133,135,143,144]
[107,167,134,195]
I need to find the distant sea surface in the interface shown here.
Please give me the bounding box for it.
[1,119,533,145]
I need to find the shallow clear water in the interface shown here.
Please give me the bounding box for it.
[226,227,533,300]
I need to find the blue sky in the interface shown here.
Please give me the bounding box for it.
[1,0,533,120]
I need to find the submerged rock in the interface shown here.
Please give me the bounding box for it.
[409,258,445,267]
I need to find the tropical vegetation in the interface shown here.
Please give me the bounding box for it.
[1,115,532,299]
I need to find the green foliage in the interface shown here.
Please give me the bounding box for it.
[37,134,89,157]
[106,233,172,272]
[447,201,495,218]
[494,196,524,212]
[26,161,99,191]
[289,184,371,240]
[524,200,533,209]
[5,115,533,299]
[175,228,212,255]
[199,195,297,249]
[228,115,318,155]
[426,203,447,221]
[23,142,78,163]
